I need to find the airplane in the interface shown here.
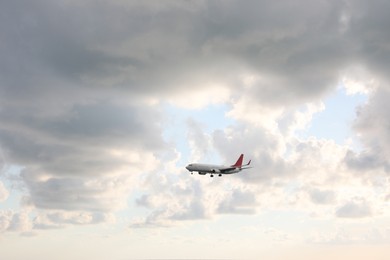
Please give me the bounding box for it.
[185,154,251,177]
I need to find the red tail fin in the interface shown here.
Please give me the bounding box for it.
[232,154,244,167]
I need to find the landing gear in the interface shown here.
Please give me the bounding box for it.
[210,174,214,177]
[218,174,222,177]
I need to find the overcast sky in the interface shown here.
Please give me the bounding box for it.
[1,0,390,259]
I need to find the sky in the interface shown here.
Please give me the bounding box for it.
[1,0,390,259]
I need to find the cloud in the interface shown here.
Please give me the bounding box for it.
[336,198,373,219]
[0,99,164,214]
[217,188,258,215]
[0,181,9,202]
[0,0,355,105]
[33,211,115,229]
[1,0,389,105]
[0,210,34,234]
[344,87,390,175]
[6,211,33,233]
[131,166,212,227]
[0,211,12,233]
[1,0,390,236]
[0,209,115,234]
[308,188,337,205]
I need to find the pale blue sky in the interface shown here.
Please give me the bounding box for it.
[302,86,367,145]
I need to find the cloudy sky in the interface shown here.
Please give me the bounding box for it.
[1,0,390,259]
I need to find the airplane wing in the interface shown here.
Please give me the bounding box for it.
[219,167,236,173]
[219,166,252,173]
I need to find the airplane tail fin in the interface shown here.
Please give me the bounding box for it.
[232,154,244,167]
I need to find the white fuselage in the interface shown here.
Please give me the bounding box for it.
[185,154,251,177]
[185,163,240,175]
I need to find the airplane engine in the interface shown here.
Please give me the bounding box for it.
[211,169,221,173]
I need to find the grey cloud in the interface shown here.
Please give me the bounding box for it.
[169,199,206,221]
[0,0,358,105]
[2,0,390,114]
[345,88,390,173]
[336,199,372,218]
[135,194,152,208]
[0,101,164,173]
[346,0,390,84]
[344,150,388,172]
[217,189,257,215]
[0,100,165,213]
[22,173,117,212]
[0,1,142,78]
[308,188,336,205]
[45,211,112,226]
